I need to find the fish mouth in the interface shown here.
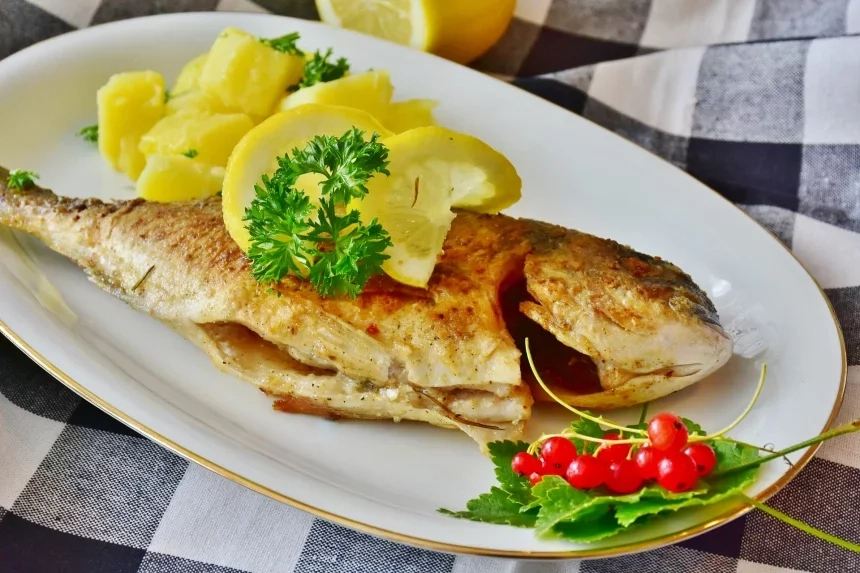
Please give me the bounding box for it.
[499,274,605,398]
[499,272,734,411]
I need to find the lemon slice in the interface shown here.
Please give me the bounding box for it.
[383,99,438,134]
[356,126,521,287]
[222,103,392,252]
[315,0,516,64]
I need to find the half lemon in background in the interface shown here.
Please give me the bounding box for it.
[315,0,516,65]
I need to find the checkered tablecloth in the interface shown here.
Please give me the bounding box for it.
[1,0,859,571]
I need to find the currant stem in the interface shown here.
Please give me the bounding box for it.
[563,430,648,447]
[638,402,649,426]
[524,339,647,436]
[713,419,860,477]
[740,495,860,554]
[691,363,767,443]
[528,430,649,455]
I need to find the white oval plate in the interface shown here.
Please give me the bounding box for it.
[0,13,846,559]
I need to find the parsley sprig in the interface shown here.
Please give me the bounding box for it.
[244,127,392,298]
[259,32,304,55]
[78,124,98,143]
[7,169,39,191]
[290,48,350,91]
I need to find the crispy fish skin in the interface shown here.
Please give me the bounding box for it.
[0,168,732,448]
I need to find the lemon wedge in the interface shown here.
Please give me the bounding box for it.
[315,0,516,64]
[222,103,392,252]
[356,126,521,287]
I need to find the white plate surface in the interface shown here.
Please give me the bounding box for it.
[0,13,846,558]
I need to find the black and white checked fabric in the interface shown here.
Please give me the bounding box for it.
[2,0,860,571]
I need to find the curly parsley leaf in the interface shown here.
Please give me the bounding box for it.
[286,128,390,204]
[259,32,304,55]
[182,149,199,158]
[243,128,392,298]
[245,174,316,285]
[291,48,349,91]
[7,169,39,191]
[78,124,98,143]
[304,205,391,298]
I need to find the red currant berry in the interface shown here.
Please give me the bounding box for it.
[596,433,632,464]
[528,472,543,486]
[565,455,608,490]
[540,437,577,473]
[511,452,542,477]
[540,456,567,476]
[634,445,664,480]
[657,452,698,492]
[606,459,644,494]
[683,444,717,477]
[648,413,689,451]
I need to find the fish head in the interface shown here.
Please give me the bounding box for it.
[513,226,733,409]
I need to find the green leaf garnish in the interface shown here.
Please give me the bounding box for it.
[259,32,304,55]
[7,169,39,191]
[549,510,628,543]
[290,48,349,91]
[487,441,533,504]
[439,488,538,527]
[440,342,860,551]
[164,89,171,103]
[78,124,98,143]
[438,440,537,527]
[182,149,198,158]
[682,418,706,436]
[567,416,604,455]
[243,127,392,298]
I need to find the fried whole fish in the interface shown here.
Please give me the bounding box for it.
[0,168,732,449]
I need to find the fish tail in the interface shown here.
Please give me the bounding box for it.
[0,165,110,261]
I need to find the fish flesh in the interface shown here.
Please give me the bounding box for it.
[0,167,732,450]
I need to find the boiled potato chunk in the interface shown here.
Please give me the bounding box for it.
[165,89,232,116]
[278,70,393,120]
[139,111,254,167]
[136,154,224,202]
[97,71,166,180]
[173,53,208,93]
[384,99,438,134]
[199,27,304,119]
